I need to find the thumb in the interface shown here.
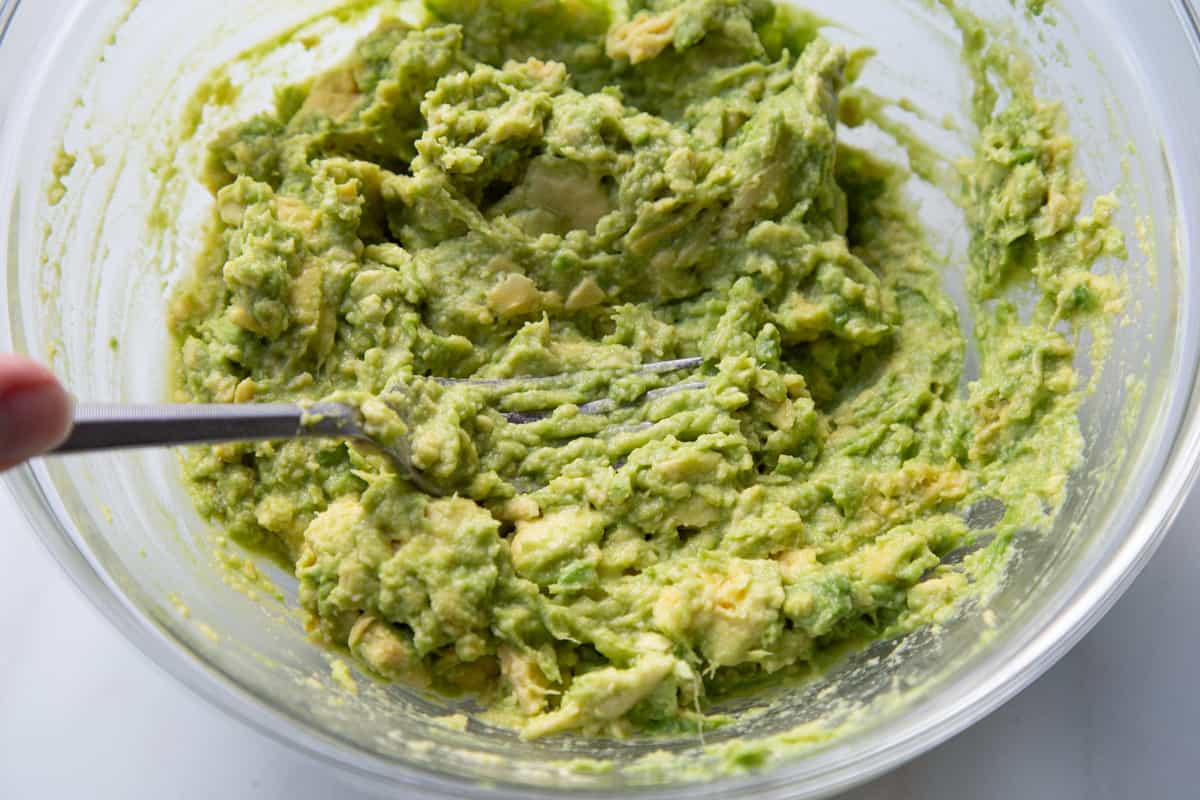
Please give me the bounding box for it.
[0,355,74,471]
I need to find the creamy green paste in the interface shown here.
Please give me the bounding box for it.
[171,0,1124,738]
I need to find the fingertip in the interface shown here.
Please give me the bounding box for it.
[0,354,61,393]
[0,359,74,470]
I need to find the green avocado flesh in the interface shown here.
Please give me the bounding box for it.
[170,0,1124,738]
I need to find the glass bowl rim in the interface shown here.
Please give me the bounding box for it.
[3,0,1200,796]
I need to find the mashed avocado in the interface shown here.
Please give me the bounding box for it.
[170,0,1123,738]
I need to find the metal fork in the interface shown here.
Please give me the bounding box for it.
[49,353,1009,537]
[48,357,705,496]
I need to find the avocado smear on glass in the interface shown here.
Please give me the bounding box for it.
[171,0,1124,738]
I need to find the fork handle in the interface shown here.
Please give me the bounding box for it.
[50,402,357,454]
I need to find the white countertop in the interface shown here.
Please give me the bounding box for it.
[2,481,1197,800]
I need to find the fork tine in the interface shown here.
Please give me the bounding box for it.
[502,379,708,425]
[643,380,707,402]
[432,356,704,389]
[572,380,707,417]
[630,357,705,375]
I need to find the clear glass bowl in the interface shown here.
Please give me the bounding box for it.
[3,0,1199,797]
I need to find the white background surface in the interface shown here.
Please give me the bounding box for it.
[2,481,1198,799]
